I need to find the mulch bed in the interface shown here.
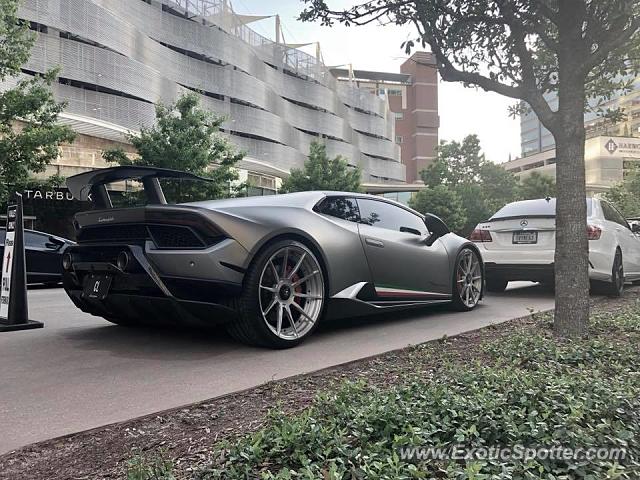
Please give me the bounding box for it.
[0,291,634,480]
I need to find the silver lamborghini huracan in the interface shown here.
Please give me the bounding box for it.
[63,167,484,348]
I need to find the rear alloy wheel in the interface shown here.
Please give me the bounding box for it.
[227,240,326,348]
[486,277,508,293]
[452,248,483,311]
[607,250,624,297]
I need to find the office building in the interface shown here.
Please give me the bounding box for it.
[504,135,640,194]
[332,52,439,183]
[521,80,640,157]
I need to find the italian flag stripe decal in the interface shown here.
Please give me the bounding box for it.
[375,286,445,298]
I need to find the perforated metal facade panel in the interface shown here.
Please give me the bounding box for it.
[11,0,405,182]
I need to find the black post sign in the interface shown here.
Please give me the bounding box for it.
[0,193,43,331]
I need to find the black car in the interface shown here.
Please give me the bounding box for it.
[0,227,74,285]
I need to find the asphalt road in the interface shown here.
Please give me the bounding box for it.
[0,283,554,454]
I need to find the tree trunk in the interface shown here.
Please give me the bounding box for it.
[552,1,590,337]
[553,118,590,337]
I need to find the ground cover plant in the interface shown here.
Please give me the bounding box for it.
[196,309,640,479]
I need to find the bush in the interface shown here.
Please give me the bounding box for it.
[279,141,361,193]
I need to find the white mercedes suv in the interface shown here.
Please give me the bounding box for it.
[470,197,640,296]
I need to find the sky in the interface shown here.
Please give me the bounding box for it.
[231,0,522,164]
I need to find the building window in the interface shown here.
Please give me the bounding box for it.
[387,88,402,96]
[394,112,404,120]
[29,22,48,33]
[395,135,403,144]
[522,161,545,171]
[247,172,277,195]
[247,186,276,196]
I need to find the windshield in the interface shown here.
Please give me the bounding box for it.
[490,198,592,220]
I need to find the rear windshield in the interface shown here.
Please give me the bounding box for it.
[490,198,592,220]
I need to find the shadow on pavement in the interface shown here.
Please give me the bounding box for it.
[55,282,556,358]
[28,283,63,290]
[59,323,244,360]
[58,302,455,359]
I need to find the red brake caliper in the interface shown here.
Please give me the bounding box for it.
[285,263,304,309]
[291,273,303,307]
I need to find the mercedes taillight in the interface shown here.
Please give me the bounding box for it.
[469,228,493,242]
[587,225,602,240]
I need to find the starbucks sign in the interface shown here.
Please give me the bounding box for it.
[22,188,91,202]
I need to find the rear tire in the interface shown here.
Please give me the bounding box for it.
[226,239,327,348]
[486,277,508,293]
[606,250,624,297]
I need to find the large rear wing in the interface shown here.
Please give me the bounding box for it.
[66,166,212,209]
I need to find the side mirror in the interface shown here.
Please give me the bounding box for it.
[424,213,450,237]
[46,236,65,250]
[423,214,450,247]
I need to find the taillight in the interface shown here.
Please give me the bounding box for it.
[469,228,492,242]
[587,225,602,240]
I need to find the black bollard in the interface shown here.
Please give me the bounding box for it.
[0,193,44,331]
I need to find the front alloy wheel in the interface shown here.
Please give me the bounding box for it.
[227,240,325,348]
[452,248,483,311]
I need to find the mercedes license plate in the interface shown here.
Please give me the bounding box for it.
[512,231,538,244]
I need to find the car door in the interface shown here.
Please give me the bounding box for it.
[24,231,63,282]
[313,195,374,290]
[602,202,640,277]
[601,202,640,277]
[356,198,451,299]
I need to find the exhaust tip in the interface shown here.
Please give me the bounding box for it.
[117,251,130,271]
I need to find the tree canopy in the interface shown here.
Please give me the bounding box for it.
[519,171,556,200]
[419,135,545,235]
[604,168,640,217]
[280,141,361,193]
[0,0,33,78]
[420,137,494,235]
[301,1,640,126]
[409,184,467,233]
[103,93,243,202]
[0,0,76,204]
[300,0,640,336]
